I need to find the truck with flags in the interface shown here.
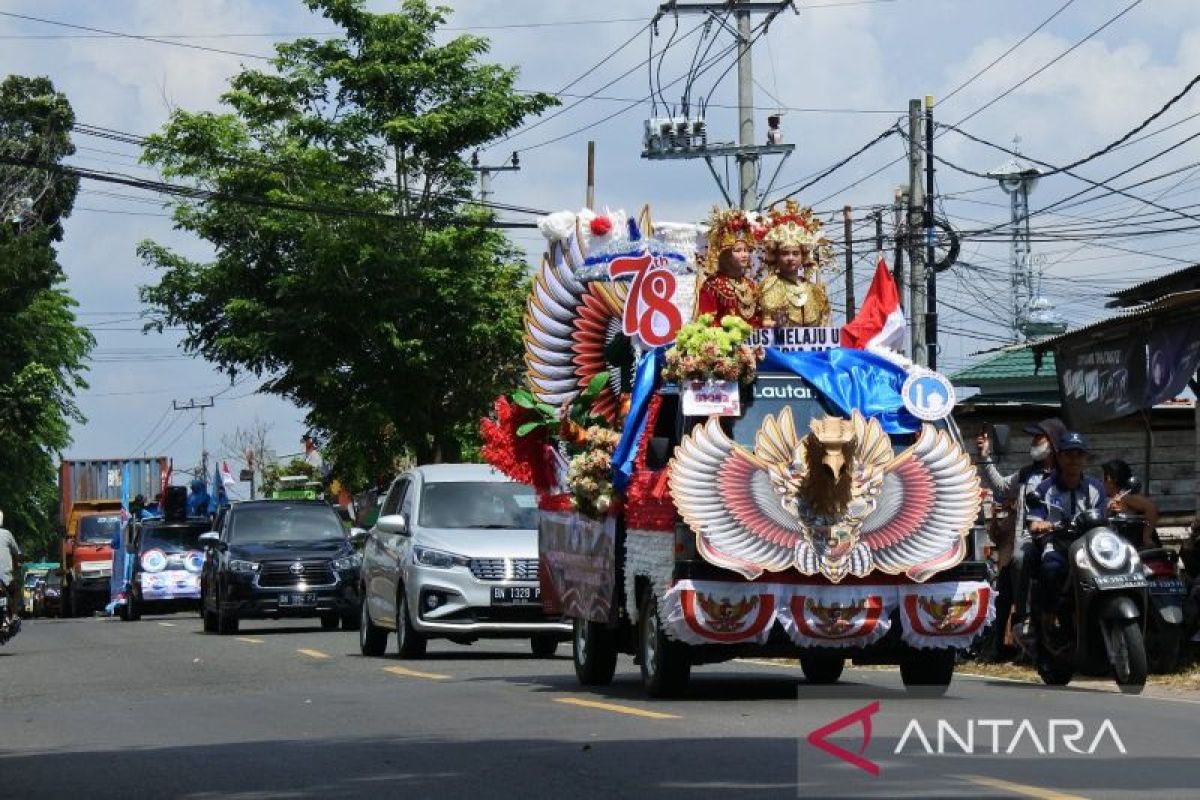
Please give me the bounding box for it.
[58,457,169,616]
[480,203,991,697]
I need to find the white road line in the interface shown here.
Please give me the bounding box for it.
[157,622,176,627]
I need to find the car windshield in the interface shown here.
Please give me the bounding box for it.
[140,523,209,554]
[229,504,345,544]
[24,574,41,588]
[78,515,121,543]
[418,481,537,530]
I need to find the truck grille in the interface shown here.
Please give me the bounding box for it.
[258,560,336,588]
[469,558,539,582]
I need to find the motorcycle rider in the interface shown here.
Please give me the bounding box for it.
[975,417,1065,655]
[1027,432,1108,632]
[0,510,22,623]
[1100,458,1160,549]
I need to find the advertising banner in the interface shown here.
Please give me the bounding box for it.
[1055,332,1146,427]
[1144,316,1200,407]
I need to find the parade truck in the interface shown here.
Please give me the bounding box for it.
[59,457,167,616]
[481,203,991,697]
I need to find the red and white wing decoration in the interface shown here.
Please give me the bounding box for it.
[523,235,626,422]
[669,414,805,580]
[859,425,981,581]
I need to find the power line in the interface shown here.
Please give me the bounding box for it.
[772,124,899,202]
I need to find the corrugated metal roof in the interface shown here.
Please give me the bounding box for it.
[1106,264,1200,308]
[1034,289,1200,354]
[950,346,1056,383]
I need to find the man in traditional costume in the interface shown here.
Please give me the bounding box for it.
[697,207,760,326]
[758,203,832,327]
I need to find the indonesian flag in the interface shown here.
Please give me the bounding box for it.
[220,461,239,497]
[160,458,173,498]
[841,256,905,351]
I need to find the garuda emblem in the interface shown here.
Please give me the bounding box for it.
[668,408,980,583]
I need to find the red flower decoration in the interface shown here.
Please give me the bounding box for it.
[590,215,613,236]
[480,396,556,491]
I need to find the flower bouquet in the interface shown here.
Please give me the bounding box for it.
[661,314,759,385]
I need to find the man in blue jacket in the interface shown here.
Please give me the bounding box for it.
[186,479,211,518]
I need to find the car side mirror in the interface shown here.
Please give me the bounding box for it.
[198,532,224,551]
[376,514,409,536]
[645,436,673,471]
[349,527,369,547]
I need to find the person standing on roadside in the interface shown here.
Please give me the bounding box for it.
[0,511,22,622]
[975,417,1065,655]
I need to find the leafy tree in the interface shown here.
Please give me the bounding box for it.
[0,75,93,558]
[138,0,557,486]
[259,457,321,498]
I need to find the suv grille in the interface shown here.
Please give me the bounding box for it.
[469,558,538,582]
[258,560,336,588]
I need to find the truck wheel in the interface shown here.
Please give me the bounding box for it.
[125,594,141,622]
[1109,619,1148,694]
[900,648,955,696]
[800,653,845,685]
[572,618,617,686]
[531,634,559,658]
[639,592,690,698]
[395,589,426,658]
[359,598,388,657]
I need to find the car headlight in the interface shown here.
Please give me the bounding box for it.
[413,546,469,569]
[1088,531,1130,571]
[141,549,168,573]
[331,553,361,571]
[229,559,260,574]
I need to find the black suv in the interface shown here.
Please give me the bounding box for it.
[120,517,211,621]
[200,500,363,634]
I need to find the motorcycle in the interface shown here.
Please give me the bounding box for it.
[0,580,22,645]
[1027,502,1148,694]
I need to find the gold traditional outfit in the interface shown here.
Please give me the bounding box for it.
[759,273,831,326]
[758,205,833,327]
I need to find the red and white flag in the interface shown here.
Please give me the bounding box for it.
[220,461,239,497]
[841,256,906,351]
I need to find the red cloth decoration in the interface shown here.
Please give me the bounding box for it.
[480,396,556,491]
[589,215,613,236]
[622,395,677,532]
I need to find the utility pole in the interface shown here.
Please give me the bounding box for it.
[643,2,796,209]
[172,397,214,478]
[892,188,905,313]
[907,99,927,367]
[469,150,520,205]
[586,140,596,209]
[842,206,855,318]
[924,95,938,371]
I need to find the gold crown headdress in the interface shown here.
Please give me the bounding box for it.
[763,200,833,271]
[703,206,764,275]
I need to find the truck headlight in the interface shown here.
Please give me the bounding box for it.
[229,559,260,574]
[413,546,469,570]
[1088,531,1130,571]
[141,549,168,573]
[331,553,361,571]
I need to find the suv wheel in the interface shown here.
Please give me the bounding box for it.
[216,589,239,635]
[395,589,426,658]
[319,612,340,631]
[359,597,388,657]
[639,592,690,698]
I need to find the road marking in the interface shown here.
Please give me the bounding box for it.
[958,774,1089,800]
[157,622,176,627]
[383,665,451,681]
[236,637,264,644]
[297,648,331,660]
[554,697,680,720]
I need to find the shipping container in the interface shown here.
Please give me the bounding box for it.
[58,458,169,527]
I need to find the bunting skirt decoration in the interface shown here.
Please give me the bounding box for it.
[897,581,994,650]
[662,580,778,645]
[780,585,892,649]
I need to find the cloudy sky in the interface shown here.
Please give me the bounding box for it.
[2,0,1197,482]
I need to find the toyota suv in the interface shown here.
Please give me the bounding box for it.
[199,500,363,634]
[358,464,569,658]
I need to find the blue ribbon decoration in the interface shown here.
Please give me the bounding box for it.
[612,347,665,493]
[760,347,920,434]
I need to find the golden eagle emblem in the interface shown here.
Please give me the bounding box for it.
[695,592,758,633]
[917,595,978,632]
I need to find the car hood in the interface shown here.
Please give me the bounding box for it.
[414,528,538,559]
[229,540,352,562]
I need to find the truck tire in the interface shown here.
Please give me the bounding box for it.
[800,653,845,685]
[395,589,426,658]
[359,598,388,657]
[900,648,955,696]
[572,618,618,686]
[638,592,690,698]
[125,594,141,622]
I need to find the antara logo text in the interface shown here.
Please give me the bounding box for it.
[806,702,1126,776]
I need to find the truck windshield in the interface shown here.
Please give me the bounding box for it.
[229,505,344,544]
[78,515,121,544]
[140,524,208,554]
[419,482,537,530]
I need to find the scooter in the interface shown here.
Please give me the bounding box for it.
[0,580,22,645]
[1028,504,1149,694]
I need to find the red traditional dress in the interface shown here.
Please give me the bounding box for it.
[698,273,759,327]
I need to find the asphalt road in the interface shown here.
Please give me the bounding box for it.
[2,612,1198,800]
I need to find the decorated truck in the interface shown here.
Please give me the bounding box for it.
[482,203,990,697]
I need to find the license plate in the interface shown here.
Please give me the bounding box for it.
[1095,574,1147,589]
[1151,579,1186,594]
[491,586,540,605]
[279,593,318,607]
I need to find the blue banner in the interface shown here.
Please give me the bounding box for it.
[612,348,665,493]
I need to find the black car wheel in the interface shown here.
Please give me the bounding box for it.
[319,612,340,631]
[395,589,426,658]
[359,596,388,657]
[125,592,141,622]
[900,648,955,696]
[800,653,845,685]
[531,634,559,658]
[216,586,239,635]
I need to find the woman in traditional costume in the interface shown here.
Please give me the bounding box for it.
[758,203,832,327]
[697,207,760,326]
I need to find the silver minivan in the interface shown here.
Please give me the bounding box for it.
[358,463,569,658]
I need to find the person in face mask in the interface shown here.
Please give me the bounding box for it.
[974,417,1065,659]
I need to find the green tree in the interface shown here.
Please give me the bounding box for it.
[0,75,93,558]
[139,0,555,487]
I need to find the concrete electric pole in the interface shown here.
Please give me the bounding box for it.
[172,397,215,478]
[469,150,520,205]
[907,99,927,367]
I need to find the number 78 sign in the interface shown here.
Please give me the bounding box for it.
[608,253,688,347]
